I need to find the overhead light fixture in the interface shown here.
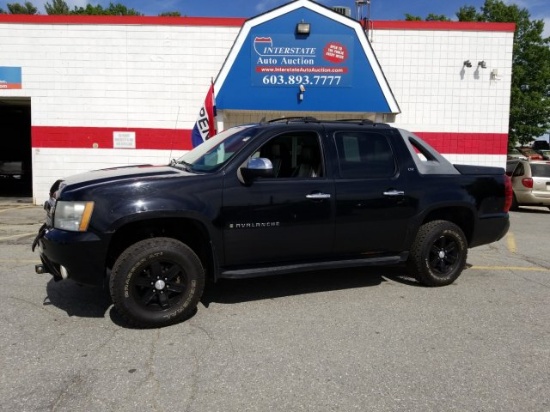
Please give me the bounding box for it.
[478,60,487,69]
[296,21,311,35]
[463,60,472,68]
[299,84,306,101]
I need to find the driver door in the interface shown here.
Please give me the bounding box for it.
[221,131,335,266]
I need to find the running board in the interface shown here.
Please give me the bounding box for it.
[220,254,407,279]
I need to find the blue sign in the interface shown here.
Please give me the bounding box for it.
[0,67,22,89]
[251,35,353,87]
[216,3,399,114]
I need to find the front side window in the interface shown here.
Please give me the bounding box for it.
[334,131,396,178]
[253,131,323,179]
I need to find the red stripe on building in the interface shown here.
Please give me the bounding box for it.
[368,21,516,32]
[32,126,193,150]
[32,126,507,155]
[415,132,508,155]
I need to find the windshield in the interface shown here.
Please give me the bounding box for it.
[173,125,260,172]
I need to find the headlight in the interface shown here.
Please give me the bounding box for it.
[53,201,94,232]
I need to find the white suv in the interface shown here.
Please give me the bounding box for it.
[507,160,550,210]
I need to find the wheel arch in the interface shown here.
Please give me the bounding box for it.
[106,216,217,282]
[421,206,475,246]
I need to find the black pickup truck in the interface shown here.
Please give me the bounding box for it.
[33,119,512,327]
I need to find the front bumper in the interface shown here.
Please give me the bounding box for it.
[33,225,109,286]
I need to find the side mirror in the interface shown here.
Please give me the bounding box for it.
[241,157,274,184]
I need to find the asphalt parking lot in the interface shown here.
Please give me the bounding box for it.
[0,199,549,412]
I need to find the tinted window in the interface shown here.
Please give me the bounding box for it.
[334,131,396,178]
[513,163,525,177]
[253,131,323,178]
[530,164,550,178]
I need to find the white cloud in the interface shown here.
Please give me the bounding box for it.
[542,17,550,38]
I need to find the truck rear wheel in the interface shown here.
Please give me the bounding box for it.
[407,220,467,287]
[110,237,205,328]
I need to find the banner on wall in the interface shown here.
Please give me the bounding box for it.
[0,67,22,89]
[191,81,217,148]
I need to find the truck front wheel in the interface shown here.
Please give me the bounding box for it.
[110,237,205,328]
[407,220,468,287]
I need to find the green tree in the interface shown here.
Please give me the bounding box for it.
[405,13,450,22]
[6,1,38,14]
[159,11,182,17]
[426,14,451,22]
[104,2,142,16]
[70,2,143,15]
[45,0,69,15]
[456,6,483,22]
[405,13,422,21]
[457,0,550,145]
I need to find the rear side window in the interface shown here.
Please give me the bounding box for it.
[513,163,525,177]
[530,164,550,178]
[334,131,396,178]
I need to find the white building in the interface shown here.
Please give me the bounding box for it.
[0,0,515,203]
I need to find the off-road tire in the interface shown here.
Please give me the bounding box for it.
[110,237,205,328]
[407,220,468,287]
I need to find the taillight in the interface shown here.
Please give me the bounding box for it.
[521,177,533,188]
[504,175,513,212]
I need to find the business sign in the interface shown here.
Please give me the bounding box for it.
[0,67,22,89]
[113,131,136,149]
[252,35,353,88]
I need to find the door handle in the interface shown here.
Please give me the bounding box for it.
[383,190,405,197]
[306,193,331,200]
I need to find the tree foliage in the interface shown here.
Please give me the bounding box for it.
[42,0,143,16]
[405,13,450,22]
[158,11,182,17]
[457,0,550,144]
[5,2,38,14]
[71,2,143,16]
[44,0,69,15]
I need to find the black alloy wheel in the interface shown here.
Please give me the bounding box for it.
[110,237,205,328]
[407,220,468,287]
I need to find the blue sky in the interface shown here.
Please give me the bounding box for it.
[3,0,550,35]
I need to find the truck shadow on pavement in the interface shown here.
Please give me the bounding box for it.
[44,280,112,319]
[201,265,418,307]
[43,266,419,326]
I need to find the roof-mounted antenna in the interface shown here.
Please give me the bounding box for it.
[356,0,373,42]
